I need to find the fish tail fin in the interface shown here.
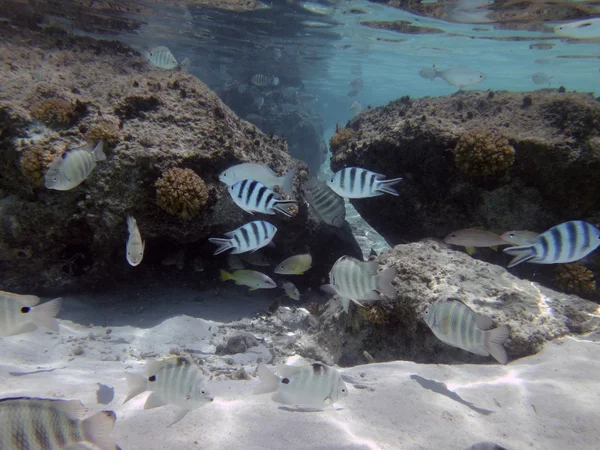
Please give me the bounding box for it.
[484,324,510,365]
[126,215,136,233]
[503,245,536,268]
[375,177,402,196]
[376,267,397,299]
[32,297,62,332]
[273,200,298,217]
[81,410,116,449]
[208,238,233,256]
[340,296,351,313]
[92,139,106,162]
[220,269,233,281]
[281,167,297,195]
[123,372,147,404]
[254,363,279,394]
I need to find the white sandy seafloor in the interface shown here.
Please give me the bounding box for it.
[1,287,599,450]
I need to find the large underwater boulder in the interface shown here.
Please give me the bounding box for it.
[0,27,360,293]
[330,90,600,246]
[313,240,599,366]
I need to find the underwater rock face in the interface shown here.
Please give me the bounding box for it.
[0,28,359,292]
[330,90,600,246]
[314,240,599,366]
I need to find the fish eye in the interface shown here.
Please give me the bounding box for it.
[510,233,515,238]
[21,307,30,313]
[200,389,206,395]
[341,388,346,393]
[53,177,57,181]
[148,375,156,382]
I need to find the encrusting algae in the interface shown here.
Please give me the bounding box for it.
[329,128,356,153]
[29,98,84,127]
[155,167,209,220]
[20,143,65,187]
[554,263,596,295]
[83,116,120,146]
[453,128,515,178]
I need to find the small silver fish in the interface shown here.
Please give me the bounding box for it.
[321,256,396,313]
[219,163,297,196]
[531,71,552,85]
[0,397,117,450]
[274,254,312,275]
[418,67,437,80]
[444,229,507,248]
[124,356,213,426]
[44,140,106,190]
[254,96,265,110]
[553,18,600,39]
[281,281,300,300]
[239,250,272,267]
[227,254,245,270]
[423,298,510,364]
[144,46,178,70]
[327,167,402,199]
[126,215,145,267]
[256,363,348,409]
[349,101,362,117]
[433,66,486,89]
[0,291,62,337]
[500,230,539,246]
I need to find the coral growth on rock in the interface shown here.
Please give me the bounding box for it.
[155,168,209,220]
[29,98,84,127]
[19,143,64,187]
[453,128,515,177]
[83,116,120,146]
[554,263,596,295]
[329,128,356,153]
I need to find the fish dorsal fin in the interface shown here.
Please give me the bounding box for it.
[475,313,494,330]
[146,356,191,375]
[275,364,306,378]
[1,291,40,307]
[340,255,363,266]
[144,392,167,410]
[51,399,87,419]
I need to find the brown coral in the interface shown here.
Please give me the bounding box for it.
[329,128,356,153]
[20,143,65,187]
[155,168,208,220]
[357,304,389,325]
[453,128,515,177]
[554,263,596,295]
[29,98,85,127]
[84,116,120,146]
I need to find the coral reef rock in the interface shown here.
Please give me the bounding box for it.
[0,28,360,293]
[330,90,600,247]
[314,240,600,366]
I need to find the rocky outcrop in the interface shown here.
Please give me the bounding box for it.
[330,89,600,246]
[313,240,600,366]
[0,27,360,293]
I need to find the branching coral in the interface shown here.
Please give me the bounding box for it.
[453,128,515,177]
[329,128,356,153]
[84,116,120,146]
[554,263,596,295]
[30,98,85,127]
[155,168,208,220]
[20,143,65,187]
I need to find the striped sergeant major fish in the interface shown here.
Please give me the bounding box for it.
[302,177,345,228]
[208,220,277,255]
[250,73,279,87]
[503,220,600,268]
[124,356,213,427]
[0,290,62,337]
[423,298,510,364]
[229,179,298,217]
[143,46,178,70]
[0,397,117,450]
[326,167,402,199]
[255,362,348,409]
[44,140,106,191]
[321,256,396,313]
[219,163,296,196]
